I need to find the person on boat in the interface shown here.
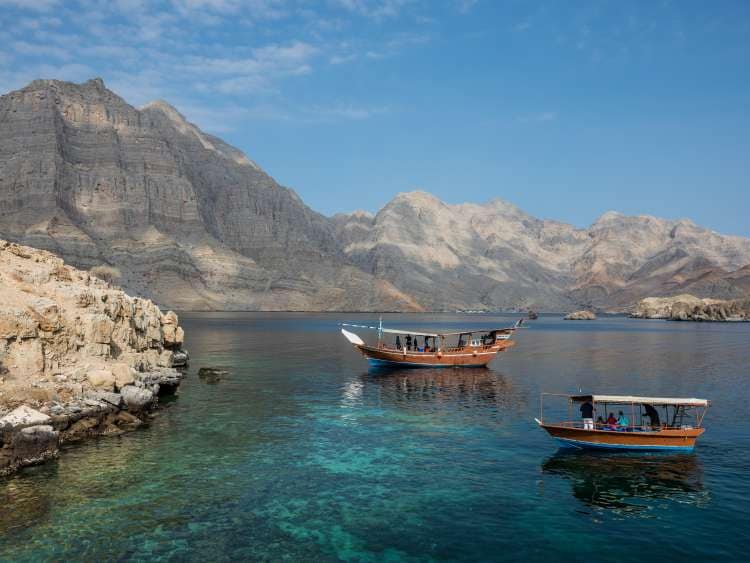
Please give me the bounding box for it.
[405,335,412,351]
[596,416,606,429]
[607,412,617,429]
[580,401,594,430]
[642,403,661,429]
[395,335,402,350]
[617,410,630,430]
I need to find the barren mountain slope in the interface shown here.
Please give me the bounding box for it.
[2,78,749,312]
[0,78,413,311]
[334,194,750,311]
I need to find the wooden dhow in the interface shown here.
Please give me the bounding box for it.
[535,393,709,452]
[341,319,522,368]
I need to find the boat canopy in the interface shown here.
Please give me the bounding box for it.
[570,394,709,407]
[340,322,517,338]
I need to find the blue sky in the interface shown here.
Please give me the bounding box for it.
[1,0,749,236]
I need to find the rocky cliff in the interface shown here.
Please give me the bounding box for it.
[334,192,750,311]
[630,294,750,321]
[0,78,413,312]
[0,239,185,475]
[2,78,749,312]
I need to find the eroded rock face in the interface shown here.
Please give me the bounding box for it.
[0,239,186,402]
[631,295,750,321]
[1,78,749,313]
[0,78,414,312]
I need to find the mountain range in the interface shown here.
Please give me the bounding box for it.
[1,78,749,312]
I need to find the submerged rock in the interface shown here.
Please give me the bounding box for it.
[198,367,230,384]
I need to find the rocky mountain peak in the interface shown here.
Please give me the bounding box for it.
[141,99,258,168]
[1,78,749,313]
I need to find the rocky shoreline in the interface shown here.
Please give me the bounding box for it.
[0,368,183,476]
[630,294,750,321]
[0,240,188,475]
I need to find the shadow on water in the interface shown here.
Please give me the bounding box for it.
[542,451,710,516]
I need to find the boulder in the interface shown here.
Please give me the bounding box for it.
[171,349,189,367]
[85,391,123,408]
[121,385,154,411]
[162,324,184,347]
[87,368,116,391]
[0,425,59,474]
[564,310,597,320]
[0,405,51,429]
[0,308,39,339]
[27,297,62,332]
[161,310,178,325]
[111,363,135,389]
[5,338,44,375]
[85,313,115,344]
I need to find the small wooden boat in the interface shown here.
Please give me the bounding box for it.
[535,393,709,452]
[341,320,522,368]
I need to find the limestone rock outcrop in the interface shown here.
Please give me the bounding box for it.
[0,238,186,474]
[564,310,597,320]
[631,295,750,321]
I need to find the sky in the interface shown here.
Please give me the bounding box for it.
[1,0,749,236]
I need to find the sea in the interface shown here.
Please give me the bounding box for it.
[1,313,748,561]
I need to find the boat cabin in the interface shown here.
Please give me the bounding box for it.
[535,393,710,451]
[340,320,522,368]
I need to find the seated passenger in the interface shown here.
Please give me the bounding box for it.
[606,413,617,429]
[596,416,605,429]
[617,410,629,430]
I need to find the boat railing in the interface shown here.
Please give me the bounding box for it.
[377,343,498,353]
[548,420,698,431]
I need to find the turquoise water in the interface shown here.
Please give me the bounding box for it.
[1,313,749,561]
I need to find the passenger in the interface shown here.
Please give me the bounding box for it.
[606,412,617,429]
[617,410,630,430]
[395,335,401,350]
[580,401,594,430]
[642,403,660,429]
[596,416,606,429]
[406,335,412,351]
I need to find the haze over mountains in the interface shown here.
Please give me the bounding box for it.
[2,79,749,312]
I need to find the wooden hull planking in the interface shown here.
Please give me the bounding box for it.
[356,341,515,368]
[540,424,705,452]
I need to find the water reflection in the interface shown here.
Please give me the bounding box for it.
[542,452,710,515]
[360,368,523,415]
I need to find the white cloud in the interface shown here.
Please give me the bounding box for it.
[456,0,477,14]
[330,53,357,65]
[11,40,71,60]
[332,0,412,21]
[0,0,59,11]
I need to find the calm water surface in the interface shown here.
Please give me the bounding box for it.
[1,314,749,561]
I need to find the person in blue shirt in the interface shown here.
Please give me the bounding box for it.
[617,410,630,430]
